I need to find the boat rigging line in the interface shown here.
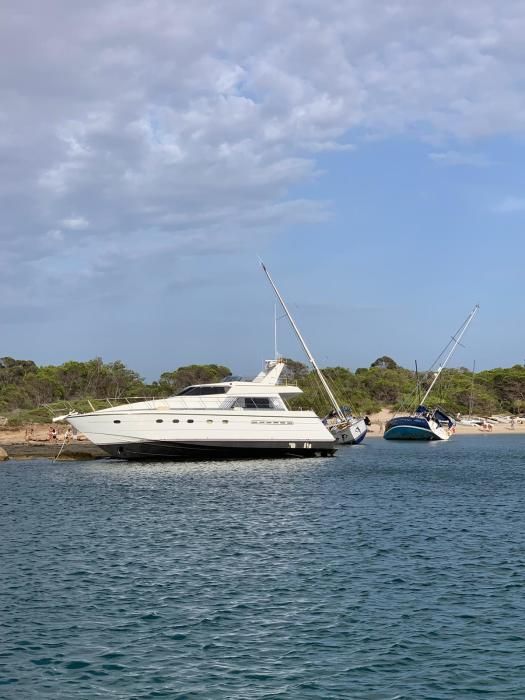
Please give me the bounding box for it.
[419,305,479,406]
[260,261,346,423]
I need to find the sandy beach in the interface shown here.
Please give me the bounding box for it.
[0,424,106,460]
[0,423,87,446]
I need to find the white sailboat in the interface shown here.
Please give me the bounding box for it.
[384,305,479,441]
[261,262,367,445]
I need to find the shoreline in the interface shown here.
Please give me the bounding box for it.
[365,430,525,442]
[0,442,107,460]
[364,426,525,438]
[365,409,525,437]
[1,415,524,461]
[1,428,524,462]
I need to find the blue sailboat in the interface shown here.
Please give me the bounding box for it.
[384,306,479,442]
[384,405,455,441]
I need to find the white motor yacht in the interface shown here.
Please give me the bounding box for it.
[57,360,337,460]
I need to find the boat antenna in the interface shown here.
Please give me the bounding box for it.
[420,304,479,406]
[260,261,345,421]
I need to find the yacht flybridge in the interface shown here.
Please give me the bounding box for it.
[57,359,337,460]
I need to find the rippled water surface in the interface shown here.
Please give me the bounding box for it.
[1,435,525,699]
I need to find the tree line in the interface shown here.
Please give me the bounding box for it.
[0,355,524,425]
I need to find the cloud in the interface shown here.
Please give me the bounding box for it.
[492,196,525,213]
[61,216,89,230]
[428,150,491,167]
[3,0,525,304]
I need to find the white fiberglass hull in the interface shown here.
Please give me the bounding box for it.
[330,418,368,445]
[66,408,337,460]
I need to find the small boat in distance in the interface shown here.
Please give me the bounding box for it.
[384,305,479,441]
[261,262,367,445]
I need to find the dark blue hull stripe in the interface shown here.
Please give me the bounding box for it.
[100,439,337,461]
[383,417,442,441]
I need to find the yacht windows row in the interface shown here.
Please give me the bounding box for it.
[111,397,286,425]
[113,418,295,424]
[113,418,230,424]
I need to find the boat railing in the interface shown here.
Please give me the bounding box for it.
[45,396,162,417]
[45,394,236,417]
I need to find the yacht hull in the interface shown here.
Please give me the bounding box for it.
[383,417,449,441]
[65,409,337,461]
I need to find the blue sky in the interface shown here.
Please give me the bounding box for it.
[1,1,524,380]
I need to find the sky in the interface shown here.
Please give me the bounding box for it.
[1,0,525,380]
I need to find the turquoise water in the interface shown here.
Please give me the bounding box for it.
[1,435,525,699]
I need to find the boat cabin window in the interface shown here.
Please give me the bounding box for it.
[234,397,274,409]
[177,386,229,396]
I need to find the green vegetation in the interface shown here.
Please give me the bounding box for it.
[1,355,524,426]
[0,358,234,426]
[297,359,525,418]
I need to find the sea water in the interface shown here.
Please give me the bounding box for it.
[1,435,524,699]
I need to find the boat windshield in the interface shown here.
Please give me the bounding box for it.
[232,397,282,410]
[176,386,230,396]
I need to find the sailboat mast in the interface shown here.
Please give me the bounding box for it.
[415,360,421,405]
[261,262,345,421]
[420,305,479,406]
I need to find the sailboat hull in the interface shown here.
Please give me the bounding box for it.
[331,418,368,445]
[383,417,449,441]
